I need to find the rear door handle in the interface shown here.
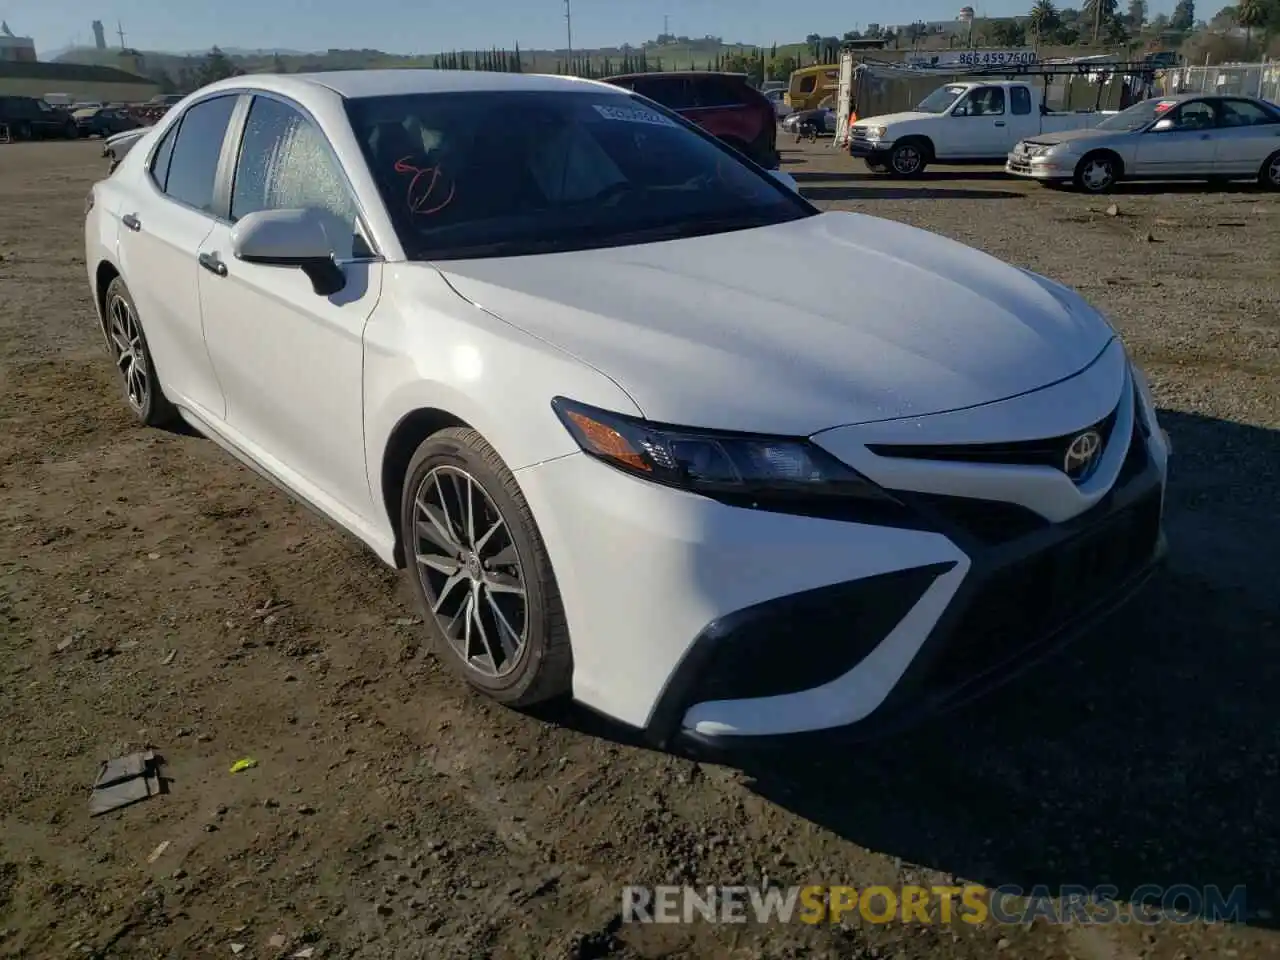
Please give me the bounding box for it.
[121,213,141,232]
[198,252,228,277]
[994,120,1006,127]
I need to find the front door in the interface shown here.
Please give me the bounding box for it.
[945,85,1010,159]
[197,93,382,522]
[1134,99,1221,177]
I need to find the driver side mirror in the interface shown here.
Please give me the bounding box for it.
[1150,117,1175,132]
[231,208,346,296]
[769,168,800,193]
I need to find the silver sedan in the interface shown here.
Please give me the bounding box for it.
[1007,93,1280,193]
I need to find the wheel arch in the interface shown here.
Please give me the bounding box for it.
[94,259,121,336]
[896,134,935,160]
[1078,148,1125,179]
[379,406,472,567]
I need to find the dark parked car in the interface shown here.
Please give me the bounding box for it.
[0,96,76,140]
[602,71,780,168]
[73,107,142,138]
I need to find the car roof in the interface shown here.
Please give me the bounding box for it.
[605,71,749,81]
[209,69,617,101]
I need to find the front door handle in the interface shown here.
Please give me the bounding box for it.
[121,213,141,232]
[994,120,1006,127]
[198,252,228,277]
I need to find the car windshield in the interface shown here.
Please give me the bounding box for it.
[1096,98,1174,131]
[916,84,969,113]
[345,89,812,261]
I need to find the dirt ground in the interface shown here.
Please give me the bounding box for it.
[1,138,1278,960]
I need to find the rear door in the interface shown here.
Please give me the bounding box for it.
[1005,84,1040,146]
[1211,98,1280,176]
[113,93,242,419]
[196,92,383,519]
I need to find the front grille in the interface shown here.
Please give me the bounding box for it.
[868,405,1120,478]
[927,489,1162,684]
[905,493,1048,545]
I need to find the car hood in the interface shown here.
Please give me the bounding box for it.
[436,211,1114,435]
[862,111,938,127]
[1027,126,1128,146]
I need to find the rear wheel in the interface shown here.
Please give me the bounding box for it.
[13,121,32,141]
[400,427,573,707]
[102,277,180,427]
[1074,152,1119,194]
[1261,150,1280,190]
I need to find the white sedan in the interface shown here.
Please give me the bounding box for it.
[85,70,1169,753]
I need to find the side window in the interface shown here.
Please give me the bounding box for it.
[148,121,180,191]
[799,75,817,94]
[230,95,366,259]
[1010,86,1032,116]
[1219,99,1277,126]
[164,95,238,213]
[633,77,694,111]
[692,77,749,109]
[1169,100,1217,131]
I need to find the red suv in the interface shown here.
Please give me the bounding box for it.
[603,72,780,169]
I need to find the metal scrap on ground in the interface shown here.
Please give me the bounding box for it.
[88,749,163,816]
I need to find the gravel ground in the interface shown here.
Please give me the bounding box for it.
[0,138,1277,960]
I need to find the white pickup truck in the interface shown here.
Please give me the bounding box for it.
[849,80,1110,176]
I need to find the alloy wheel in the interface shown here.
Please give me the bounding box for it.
[107,294,149,413]
[1267,153,1280,188]
[1081,157,1114,192]
[893,145,922,175]
[412,465,528,679]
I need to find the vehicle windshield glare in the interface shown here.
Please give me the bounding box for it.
[344,90,812,261]
[1097,97,1174,131]
[917,85,969,113]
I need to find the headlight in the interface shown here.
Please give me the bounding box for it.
[866,125,888,139]
[551,397,896,504]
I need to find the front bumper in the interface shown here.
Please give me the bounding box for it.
[1006,152,1076,180]
[515,375,1168,753]
[849,138,893,161]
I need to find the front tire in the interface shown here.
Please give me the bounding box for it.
[888,139,928,177]
[1074,152,1119,194]
[400,427,572,707]
[102,277,180,427]
[1260,150,1280,191]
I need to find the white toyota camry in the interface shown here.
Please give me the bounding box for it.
[85,70,1169,755]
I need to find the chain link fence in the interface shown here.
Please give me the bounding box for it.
[1154,61,1280,103]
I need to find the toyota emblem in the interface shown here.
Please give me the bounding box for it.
[1063,430,1103,480]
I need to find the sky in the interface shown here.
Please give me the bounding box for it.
[10,0,1178,57]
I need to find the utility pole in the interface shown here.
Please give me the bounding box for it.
[116,20,126,49]
[564,0,573,66]
[1091,0,1103,45]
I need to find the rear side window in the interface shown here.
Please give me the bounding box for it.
[1011,86,1032,115]
[633,77,694,110]
[692,77,750,109]
[163,94,238,213]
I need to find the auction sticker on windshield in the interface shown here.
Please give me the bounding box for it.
[1155,100,1179,112]
[593,104,677,127]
